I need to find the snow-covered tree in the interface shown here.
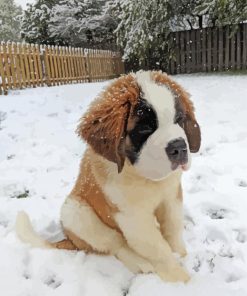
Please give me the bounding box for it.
[21,0,60,45]
[49,0,117,48]
[0,0,23,42]
[112,0,173,69]
[208,0,247,28]
[169,0,247,30]
[21,0,116,47]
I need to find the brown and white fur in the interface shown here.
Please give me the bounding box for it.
[16,70,201,283]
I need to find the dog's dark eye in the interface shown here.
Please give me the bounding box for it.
[138,125,153,135]
[175,112,185,124]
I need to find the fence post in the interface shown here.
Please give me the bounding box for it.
[243,24,247,70]
[196,29,201,72]
[0,42,7,94]
[2,42,11,91]
[236,26,241,70]
[13,42,22,89]
[86,49,92,82]
[230,32,236,70]
[185,30,191,73]
[43,45,51,86]
[225,26,230,71]
[207,28,212,72]
[218,27,223,71]
[202,29,206,72]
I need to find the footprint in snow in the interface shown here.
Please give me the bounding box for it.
[7,154,15,160]
[23,271,31,280]
[0,219,8,228]
[234,229,247,243]
[200,145,216,156]
[202,203,234,220]
[8,133,18,140]
[47,113,58,117]
[205,228,228,243]
[238,180,247,187]
[43,274,62,289]
[225,274,241,283]
[207,208,227,219]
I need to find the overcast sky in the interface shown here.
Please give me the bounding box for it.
[15,0,34,9]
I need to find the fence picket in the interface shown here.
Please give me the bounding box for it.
[37,45,44,86]
[213,28,218,71]
[0,44,7,94]
[2,43,11,90]
[230,32,236,70]
[196,29,201,71]
[191,30,196,73]
[207,27,212,72]
[201,29,207,72]
[28,44,36,87]
[54,46,60,85]
[243,24,247,70]
[224,27,230,71]
[33,44,40,86]
[8,42,17,89]
[218,27,223,71]
[185,30,191,73]
[62,47,68,84]
[180,32,185,73]
[236,30,241,70]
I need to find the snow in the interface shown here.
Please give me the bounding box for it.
[0,74,247,295]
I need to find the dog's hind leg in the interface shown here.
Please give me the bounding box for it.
[61,197,154,274]
[16,200,154,274]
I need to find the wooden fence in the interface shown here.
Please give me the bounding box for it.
[0,42,124,95]
[168,23,247,74]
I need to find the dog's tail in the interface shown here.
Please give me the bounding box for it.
[15,211,76,250]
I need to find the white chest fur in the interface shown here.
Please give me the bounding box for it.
[103,168,182,213]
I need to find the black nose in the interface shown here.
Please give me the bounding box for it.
[166,138,188,164]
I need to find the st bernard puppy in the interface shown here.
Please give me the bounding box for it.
[16,70,201,282]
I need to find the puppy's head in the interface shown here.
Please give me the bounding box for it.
[77,71,201,180]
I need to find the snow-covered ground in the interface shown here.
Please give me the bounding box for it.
[0,74,247,296]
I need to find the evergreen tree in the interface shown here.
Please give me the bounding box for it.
[21,0,60,45]
[49,0,117,48]
[170,0,247,30]
[208,0,247,28]
[112,0,173,69]
[0,0,23,42]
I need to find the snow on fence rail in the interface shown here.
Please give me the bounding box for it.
[0,42,124,95]
[168,23,247,74]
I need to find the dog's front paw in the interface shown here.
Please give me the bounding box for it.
[169,239,187,257]
[173,245,187,257]
[116,246,154,274]
[155,262,190,283]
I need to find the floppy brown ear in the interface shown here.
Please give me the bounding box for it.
[183,115,201,153]
[178,89,201,153]
[77,75,139,173]
[179,98,201,153]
